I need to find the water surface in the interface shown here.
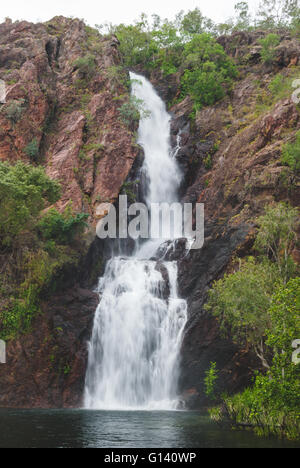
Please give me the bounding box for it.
[0,409,298,448]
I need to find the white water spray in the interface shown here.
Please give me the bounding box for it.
[84,74,188,410]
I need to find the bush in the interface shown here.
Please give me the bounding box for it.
[205,257,280,369]
[73,54,96,78]
[254,202,299,283]
[118,96,150,127]
[37,208,89,244]
[180,34,237,109]
[2,99,25,123]
[258,34,280,64]
[219,279,300,440]
[281,131,300,173]
[268,73,285,96]
[24,138,39,161]
[204,362,219,400]
[0,162,61,247]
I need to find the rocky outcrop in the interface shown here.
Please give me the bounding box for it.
[0,286,99,408]
[0,17,139,228]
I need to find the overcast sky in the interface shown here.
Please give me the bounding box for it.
[0,0,261,26]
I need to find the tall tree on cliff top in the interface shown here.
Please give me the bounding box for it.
[257,0,299,28]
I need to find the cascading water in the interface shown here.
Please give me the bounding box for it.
[84,73,188,410]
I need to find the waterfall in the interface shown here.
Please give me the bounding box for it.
[84,73,188,410]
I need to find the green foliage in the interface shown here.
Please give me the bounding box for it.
[2,99,25,123]
[1,246,81,340]
[258,34,280,64]
[205,257,280,368]
[180,34,237,109]
[0,163,90,341]
[206,201,299,369]
[254,202,299,283]
[257,0,299,30]
[180,8,206,36]
[24,138,39,161]
[204,362,219,400]
[203,154,213,170]
[118,96,151,127]
[281,131,300,173]
[37,208,89,244]
[268,73,285,96]
[73,54,96,78]
[266,277,300,362]
[121,181,138,203]
[219,279,300,440]
[113,23,156,68]
[234,2,251,31]
[0,162,61,247]
[106,65,128,90]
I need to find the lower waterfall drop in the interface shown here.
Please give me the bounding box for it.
[84,73,188,410]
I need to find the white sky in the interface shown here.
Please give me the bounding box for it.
[0,0,261,27]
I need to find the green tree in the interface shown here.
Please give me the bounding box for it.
[205,257,280,369]
[181,8,204,35]
[181,34,237,109]
[0,162,60,247]
[266,277,300,368]
[220,279,300,440]
[234,2,251,30]
[113,23,156,68]
[254,202,299,284]
[258,33,280,64]
[257,0,299,29]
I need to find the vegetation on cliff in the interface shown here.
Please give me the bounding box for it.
[206,203,299,439]
[0,162,88,341]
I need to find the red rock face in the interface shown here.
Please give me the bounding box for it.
[0,17,139,229]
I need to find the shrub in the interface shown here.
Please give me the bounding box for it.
[281,131,300,173]
[37,208,89,244]
[3,99,25,123]
[204,362,219,400]
[203,154,212,169]
[205,257,280,369]
[258,34,280,64]
[24,138,39,161]
[118,96,150,127]
[254,202,299,283]
[73,54,96,78]
[268,73,285,96]
[219,279,300,440]
[0,162,61,247]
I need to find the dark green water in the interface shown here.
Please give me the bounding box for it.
[0,409,298,448]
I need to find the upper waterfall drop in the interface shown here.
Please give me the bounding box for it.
[84,73,188,411]
[130,73,182,206]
